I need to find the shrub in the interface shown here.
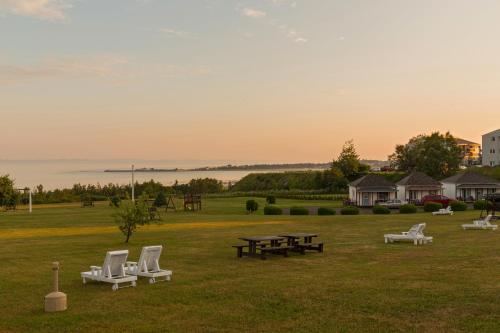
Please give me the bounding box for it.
[264,205,282,215]
[372,205,391,214]
[450,200,467,211]
[473,200,491,210]
[424,202,443,212]
[153,192,167,207]
[399,204,417,214]
[110,195,121,207]
[290,206,309,215]
[266,195,276,204]
[246,199,259,213]
[318,207,336,215]
[340,206,359,215]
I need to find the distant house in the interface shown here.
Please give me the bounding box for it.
[348,174,397,207]
[482,129,500,167]
[442,172,500,201]
[455,138,481,166]
[396,172,443,204]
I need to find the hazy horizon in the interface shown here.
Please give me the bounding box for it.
[2,0,499,161]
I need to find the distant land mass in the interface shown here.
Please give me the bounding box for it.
[104,160,389,173]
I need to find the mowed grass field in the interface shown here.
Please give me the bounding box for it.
[1,197,499,332]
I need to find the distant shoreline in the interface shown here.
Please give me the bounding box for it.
[104,163,331,173]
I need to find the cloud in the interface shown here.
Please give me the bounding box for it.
[272,22,307,43]
[159,28,192,38]
[241,7,266,18]
[0,0,72,21]
[0,55,213,85]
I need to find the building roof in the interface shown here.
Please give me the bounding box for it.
[455,138,480,146]
[482,129,500,137]
[396,172,442,186]
[441,172,500,185]
[349,174,396,188]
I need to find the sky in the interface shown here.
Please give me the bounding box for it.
[1,0,499,163]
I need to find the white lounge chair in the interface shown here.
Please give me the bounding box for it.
[462,215,498,230]
[384,223,432,245]
[433,206,453,216]
[125,245,172,284]
[81,250,137,291]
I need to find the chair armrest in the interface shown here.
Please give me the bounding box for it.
[90,266,102,276]
[90,265,101,270]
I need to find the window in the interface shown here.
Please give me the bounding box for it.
[492,136,496,141]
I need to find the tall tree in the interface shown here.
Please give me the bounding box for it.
[389,132,462,179]
[332,140,368,181]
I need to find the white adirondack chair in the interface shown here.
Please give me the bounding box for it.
[81,250,137,291]
[384,223,430,245]
[125,245,172,284]
[462,215,498,230]
[433,206,453,216]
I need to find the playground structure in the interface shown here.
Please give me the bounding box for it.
[165,195,176,212]
[184,194,202,211]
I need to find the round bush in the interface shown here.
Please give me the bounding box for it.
[399,204,417,214]
[340,206,359,215]
[450,200,467,211]
[264,205,282,215]
[473,200,491,210]
[318,207,336,215]
[110,195,121,207]
[153,192,167,207]
[246,199,259,213]
[266,195,276,204]
[290,206,309,215]
[424,202,443,212]
[372,205,391,214]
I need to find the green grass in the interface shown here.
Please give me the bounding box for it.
[1,197,499,332]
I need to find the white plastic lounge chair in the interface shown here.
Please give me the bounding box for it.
[125,245,172,284]
[462,215,498,230]
[432,206,453,216]
[384,223,429,245]
[81,250,137,291]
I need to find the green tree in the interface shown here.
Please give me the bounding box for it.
[0,175,15,207]
[332,140,368,181]
[113,194,151,243]
[389,132,462,179]
[154,192,167,207]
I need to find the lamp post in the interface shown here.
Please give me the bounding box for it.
[131,164,135,202]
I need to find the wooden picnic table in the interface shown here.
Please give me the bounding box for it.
[235,236,288,259]
[278,233,323,253]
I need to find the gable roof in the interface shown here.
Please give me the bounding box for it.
[455,138,480,146]
[349,174,395,188]
[441,172,500,185]
[396,172,442,186]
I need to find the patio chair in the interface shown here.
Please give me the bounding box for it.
[462,215,498,230]
[384,223,430,245]
[432,206,453,216]
[125,245,172,284]
[81,250,137,291]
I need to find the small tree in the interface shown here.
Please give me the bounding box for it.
[266,195,276,204]
[154,192,167,207]
[246,199,259,213]
[113,194,150,243]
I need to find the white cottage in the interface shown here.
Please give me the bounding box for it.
[396,172,443,204]
[349,174,397,207]
[441,172,500,201]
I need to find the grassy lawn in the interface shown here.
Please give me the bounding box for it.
[0,197,499,332]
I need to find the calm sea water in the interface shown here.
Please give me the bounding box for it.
[0,159,303,190]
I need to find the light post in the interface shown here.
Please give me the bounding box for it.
[131,164,135,202]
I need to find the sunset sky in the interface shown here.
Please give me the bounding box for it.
[1,0,499,162]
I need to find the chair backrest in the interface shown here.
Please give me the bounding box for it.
[102,250,128,278]
[483,215,492,225]
[418,223,426,235]
[407,224,421,237]
[138,246,163,273]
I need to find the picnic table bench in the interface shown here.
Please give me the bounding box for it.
[234,236,293,260]
[279,233,324,254]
